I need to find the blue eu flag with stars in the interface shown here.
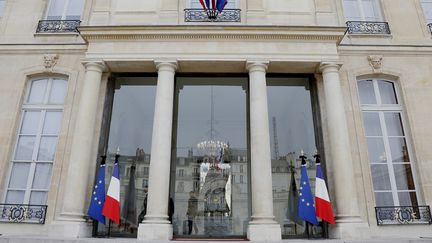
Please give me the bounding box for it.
[298,154,318,225]
[87,155,106,224]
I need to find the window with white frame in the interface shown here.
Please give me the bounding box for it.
[0,0,6,17]
[4,77,67,205]
[421,0,432,24]
[189,0,238,9]
[343,0,383,21]
[358,79,418,207]
[46,0,85,20]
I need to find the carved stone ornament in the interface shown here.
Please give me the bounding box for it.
[43,54,59,72]
[368,55,383,73]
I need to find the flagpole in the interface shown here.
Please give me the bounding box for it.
[108,219,111,238]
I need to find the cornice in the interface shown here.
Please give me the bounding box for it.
[78,25,347,42]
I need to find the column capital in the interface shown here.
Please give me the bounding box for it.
[246,60,269,72]
[154,60,178,72]
[319,62,342,74]
[81,60,106,72]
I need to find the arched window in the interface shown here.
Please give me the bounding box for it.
[4,77,67,205]
[358,79,418,207]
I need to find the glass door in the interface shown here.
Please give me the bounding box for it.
[170,77,250,238]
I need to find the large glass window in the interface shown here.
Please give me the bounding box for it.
[343,0,383,21]
[358,79,418,207]
[96,77,157,237]
[268,78,324,238]
[171,77,249,238]
[46,0,85,20]
[4,77,67,205]
[421,0,432,24]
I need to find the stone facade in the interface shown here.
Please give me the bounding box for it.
[0,0,431,241]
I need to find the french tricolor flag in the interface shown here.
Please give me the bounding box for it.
[315,155,336,224]
[102,154,121,225]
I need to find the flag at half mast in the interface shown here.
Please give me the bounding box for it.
[102,153,121,225]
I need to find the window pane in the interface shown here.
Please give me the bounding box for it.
[384,113,404,136]
[398,192,418,207]
[43,111,63,134]
[371,164,391,190]
[15,136,35,160]
[8,163,31,189]
[49,79,67,104]
[65,0,84,20]
[37,136,57,161]
[5,190,25,204]
[20,111,41,135]
[343,0,362,21]
[47,0,66,20]
[367,138,386,162]
[362,0,381,21]
[394,164,415,190]
[27,79,48,104]
[421,1,432,23]
[375,192,394,206]
[32,163,53,189]
[30,191,48,205]
[378,81,398,104]
[363,112,382,136]
[389,138,410,162]
[358,80,377,104]
[0,0,6,16]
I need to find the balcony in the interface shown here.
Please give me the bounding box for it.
[375,206,432,226]
[0,204,47,224]
[184,9,241,22]
[36,20,81,33]
[346,21,391,35]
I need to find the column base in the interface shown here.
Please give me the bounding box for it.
[48,221,92,238]
[138,223,173,240]
[247,223,282,241]
[329,216,369,239]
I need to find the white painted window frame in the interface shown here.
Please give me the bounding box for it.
[359,79,420,206]
[3,77,66,205]
[45,0,84,20]
[344,0,384,21]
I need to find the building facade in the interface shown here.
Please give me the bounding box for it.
[0,0,432,241]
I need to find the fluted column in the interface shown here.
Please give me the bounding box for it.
[54,61,105,237]
[138,60,177,240]
[320,63,363,237]
[246,61,281,241]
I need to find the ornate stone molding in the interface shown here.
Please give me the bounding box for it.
[78,25,347,42]
[43,54,58,72]
[368,55,383,73]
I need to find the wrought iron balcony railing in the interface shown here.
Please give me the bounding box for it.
[36,20,81,33]
[0,204,47,224]
[375,206,432,226]
[185,9,241,22]
[346,21,391,35]
[428,23,432,34]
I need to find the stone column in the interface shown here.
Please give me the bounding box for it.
[138,60,177,240]
[246,61,281,241]
[320,63,364,238]
[53,61,105,237]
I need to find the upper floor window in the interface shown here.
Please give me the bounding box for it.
[421,0,432,24]
[343,0,383,21]
[0,0,6,17]
[358,79,418,207]
[46,0,85,20]
[4,77,67,205]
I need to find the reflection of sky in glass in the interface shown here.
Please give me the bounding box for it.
[267,78,316,158]
[176,78,247,157]
[107,78,157,156]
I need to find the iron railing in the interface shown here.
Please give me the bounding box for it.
[346,21,391,35]
[185,9,241,22]
[428,23,432,34]
[36,20,81,33]
[0,204,47,224]
[375,206,432,226]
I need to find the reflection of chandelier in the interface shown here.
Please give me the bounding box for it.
[196,86,228,157]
